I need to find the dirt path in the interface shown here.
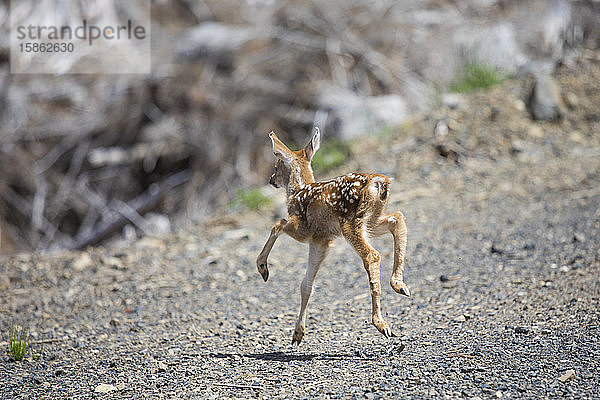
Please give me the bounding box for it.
[1,51,599,399]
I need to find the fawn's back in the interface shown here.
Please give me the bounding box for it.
[288,173,392,243]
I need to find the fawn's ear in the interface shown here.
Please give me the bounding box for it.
[269,131,293,166]
[304,127,321,162]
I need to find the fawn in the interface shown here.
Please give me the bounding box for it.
[256,127,409,345]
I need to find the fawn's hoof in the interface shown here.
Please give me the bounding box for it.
[374,319,395,338]
[257,262,269,282]
[292,328,304,346]
[391,279,410,297]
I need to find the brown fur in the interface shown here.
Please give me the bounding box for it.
[257,128,409,345]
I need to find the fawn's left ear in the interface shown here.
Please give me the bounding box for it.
[270,130,294,166]
[304,127,321,162]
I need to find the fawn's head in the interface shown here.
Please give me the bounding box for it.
[269,128,321,191]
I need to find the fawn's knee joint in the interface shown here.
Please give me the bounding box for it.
[272,219,287,234]
[365,251,381,266]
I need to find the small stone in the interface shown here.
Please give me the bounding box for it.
[73,253,94,271]
[137,237,166,249]
[573,232,586,243]
[559,265,570,273]
[514,326,529,334]
[103,256,123,269]
[527,125,544,138]
[95,383,118,393]
[447,118,461,131]
[223,229,250,240]
[528,74,565,121]
[157,361,168,372]
[453,315,467,323]
[565,92,579,108]
[145,213,171,237]
[434,120,448,138]
[495,390,503,398]
[442,281,457,289]
[513,99,526,112]
[442,93,465,110]
[558,369,575,382]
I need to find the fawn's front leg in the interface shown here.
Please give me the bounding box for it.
[256,217,305,281]
[256,219,286,281]
[375,212,409,296]
[292,241,331,346]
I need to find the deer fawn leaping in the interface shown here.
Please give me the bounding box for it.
[256,128,409,345]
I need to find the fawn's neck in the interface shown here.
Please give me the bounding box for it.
[286,163,315,198]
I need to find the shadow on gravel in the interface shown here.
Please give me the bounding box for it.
[243,351,358,362]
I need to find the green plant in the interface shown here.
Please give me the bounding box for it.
[450,62,504,93]
[311,138,352,172]
[8,322,30,361]
[236,188,272,210]
[7,322,41,361]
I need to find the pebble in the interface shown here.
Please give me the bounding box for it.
[558,369,576,383]
[527,125,544,138]
[442,281,458,289]
[528,74,564,121]
[514,326,530,334]
[136,237,166,249]
[103,256,123,269]
[565,92,579,108]
[73,253,94,271]
[157,361,168,372]
[453,315,467,323]
[94,384,118,394]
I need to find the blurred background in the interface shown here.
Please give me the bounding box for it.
[0,0,598,253]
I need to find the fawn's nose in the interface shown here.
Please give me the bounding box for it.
[269,174,277,187]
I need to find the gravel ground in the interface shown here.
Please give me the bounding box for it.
[1,51,599,399]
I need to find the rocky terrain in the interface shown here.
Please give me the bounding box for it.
[1,49,599,398]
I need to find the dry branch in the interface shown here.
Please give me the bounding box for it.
[69,170,190,250]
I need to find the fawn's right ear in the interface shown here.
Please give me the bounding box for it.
[269,131,293,166]
[304,127,321,162]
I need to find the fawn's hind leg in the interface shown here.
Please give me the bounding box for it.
[292,241,331,345]
[374,211,409,296]
[343,224,393,337]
